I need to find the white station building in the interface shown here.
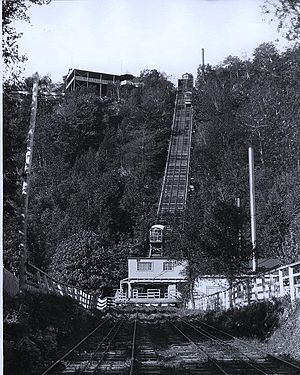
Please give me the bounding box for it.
[116,257,187,306]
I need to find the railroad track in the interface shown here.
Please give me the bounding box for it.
[157,88,193,218]
[168,317,300,375]
[183,318,300,374]
[41,313,300,375]
[41,316,134,375]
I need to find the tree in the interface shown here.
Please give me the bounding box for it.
[263,0,300,41]
[191,43,300,267]
[50,231,135,295]
[3,87,33,273]
[3,68,176,286]
[2,0,51,82]
[179,196,251,280]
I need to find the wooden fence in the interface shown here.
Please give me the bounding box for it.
[3,263,109,310]
[195,261,300,311]
[6,260,300,311]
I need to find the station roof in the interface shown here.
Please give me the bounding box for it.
[247,257,282,272]
[150,224,165,230]
[66,68,134,82]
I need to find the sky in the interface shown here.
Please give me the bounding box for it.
[13,0,290,83]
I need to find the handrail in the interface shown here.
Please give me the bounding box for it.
[27,262,92,294]
[4,263,110,310]
[195,260,300,311]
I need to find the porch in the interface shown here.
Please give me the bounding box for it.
[115,287,182,305]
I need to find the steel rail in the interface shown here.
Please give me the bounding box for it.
[197,319,300,372]
[182,106,192,208]
[184,106,193,206]
[173,100,187,211]
[129,313,138,375]
[180,319,275,375]
[158,88,191,218]
[156,92,178,220]
[40,317,113,375]
[169,95,189,213]
[168,320,230,375]
[165,94,182,214]
[88,319,125,374]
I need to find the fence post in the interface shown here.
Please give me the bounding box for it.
[229,287,233,308]
[269,274,274,299]
[262,276,266,300]
[221,291,226,310]
[242,282,246,306]
[43,274,50,293]
[61,284,68,297]
[288,266,295,302]
[50,278,56,294]
[279,269,284,297]
[226,290,230,309]
[253,277,258,301]
[240,283,244,306]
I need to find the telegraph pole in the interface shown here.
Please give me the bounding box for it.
[19,73,39,290]
[201,48,205,81]
[248,147,257,272]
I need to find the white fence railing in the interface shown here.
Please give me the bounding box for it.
[195,261,300,311]
[3,264,111,310]
[115,288,182,302]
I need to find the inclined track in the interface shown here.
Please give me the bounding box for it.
[157,88,193,219]
[41,314,300,375]
[171,318,300,375]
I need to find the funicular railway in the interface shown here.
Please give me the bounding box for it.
[157,73,193,217]
[116,74,194,305]
[41,313,300,375]
[14,72,300,375]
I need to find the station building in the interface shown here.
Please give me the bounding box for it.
[116,257,188,306]
[65,68,135,97]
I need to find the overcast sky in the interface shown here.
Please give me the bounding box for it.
[14,0,290,83]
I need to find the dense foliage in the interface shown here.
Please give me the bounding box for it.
[203,299,283,340]
[2,0,51,82]
[4,42,300,288]
[264,0,300,41]
[4,291,102,375]
[3,70,175,291]
[178,42,300,279]
[3,0,300,290]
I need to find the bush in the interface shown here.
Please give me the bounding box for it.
[4,337,42,375]
[203,300,283,340]
[4,291,101,375]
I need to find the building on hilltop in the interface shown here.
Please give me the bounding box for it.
[65,68,135,97]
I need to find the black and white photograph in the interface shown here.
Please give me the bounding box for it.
[2,0,300,374]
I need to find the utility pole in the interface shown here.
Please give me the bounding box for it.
[201,48,205,81]
[248,147,256,272]
[19,73,39,291]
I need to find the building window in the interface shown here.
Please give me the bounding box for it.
[163,262,174,271]
[137,262,152,271]
[150,228,163,242]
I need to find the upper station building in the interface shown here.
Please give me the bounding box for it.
[65,68,135,97]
